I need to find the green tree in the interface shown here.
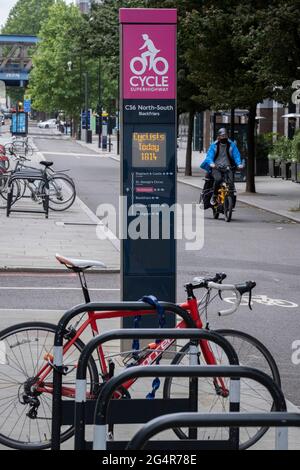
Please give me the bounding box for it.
[28,1,91,134]
[87,0,208,174]
[1,0,54,35]
[183,1,300,192]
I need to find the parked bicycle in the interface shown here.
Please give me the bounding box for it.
[4,136,34,159]
[0,255,280,450]
[0,154,76,211]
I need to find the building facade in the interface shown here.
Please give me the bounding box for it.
[76,0,91,15]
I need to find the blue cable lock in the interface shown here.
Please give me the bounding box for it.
[136,295,166,399]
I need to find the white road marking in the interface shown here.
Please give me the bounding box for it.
[224,294,298,308]
[34,143,121,252]
[0,287,120,291]
[42,151,106,158]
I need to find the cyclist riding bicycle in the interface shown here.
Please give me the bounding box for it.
[201,128,243,206]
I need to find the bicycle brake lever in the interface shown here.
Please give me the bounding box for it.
[248,290,253,310]
[218,277,224,300]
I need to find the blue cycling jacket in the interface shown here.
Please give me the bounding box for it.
[200,139,242,172]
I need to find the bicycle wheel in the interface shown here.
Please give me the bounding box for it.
[0,156,10,171]
[0,322,98,450]
[4,143,13,156]
[212,206,220,219]
[12,141,33,158]
[224,195,233,222]
[41,175,76,211]
[163,329,281,450]
[0,177,21,208]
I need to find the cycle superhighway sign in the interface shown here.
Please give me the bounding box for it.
[120,8,177,327]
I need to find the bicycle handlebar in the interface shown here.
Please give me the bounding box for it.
[190,272,226,290]
[208,280,256,316]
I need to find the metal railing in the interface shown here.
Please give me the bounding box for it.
[6,170,49,218]
[51,301,196,450]
[73,328,240,450]
[127,412,300,450]
[92,364,286,451]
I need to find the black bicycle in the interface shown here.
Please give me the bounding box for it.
[211,166,236,222]
[0,155,76,211]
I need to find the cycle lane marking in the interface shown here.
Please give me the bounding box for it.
[223,294,298,308]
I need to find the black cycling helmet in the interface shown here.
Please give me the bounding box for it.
[217,128,228,137]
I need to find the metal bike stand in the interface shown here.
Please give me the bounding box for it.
[93,365,286,451]
[127,412,300,451]
[6,169,49,218]
[51,301,195,450]
[72,328,239,450]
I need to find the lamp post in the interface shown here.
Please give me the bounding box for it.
[97,57,102,148]
[67,58,86,141]
[82,72,89,143]
[282,113,300,140]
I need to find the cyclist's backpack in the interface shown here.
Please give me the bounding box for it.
[201,176,214,210]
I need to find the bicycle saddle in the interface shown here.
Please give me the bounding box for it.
[40,161,53,167]
[56,253,106,271]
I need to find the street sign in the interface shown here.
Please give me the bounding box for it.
[0,81,6,109]
[120,8,177,327]
[102,112,108,149]
[11,112,28,136]
[23,99,31,113]
[81,109,91,130]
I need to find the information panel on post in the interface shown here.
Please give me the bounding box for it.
[120,8,177,328]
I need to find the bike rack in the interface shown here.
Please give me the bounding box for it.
[6,169,49,218]
[93,365,287,451]
[127,412,300,450]
[72,328,240,450]
[51,301,196,450]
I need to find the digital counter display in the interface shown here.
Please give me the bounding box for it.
[132,132,166,168]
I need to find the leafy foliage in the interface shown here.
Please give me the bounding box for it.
[292,130,300,163]
[1,0,54,35]
[28,1,88,117]
[269,136,294,161]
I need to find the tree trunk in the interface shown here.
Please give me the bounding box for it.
[185,109,195,177]
[72,115,78,139]
[246,104,257,193]
[230,108,235,140]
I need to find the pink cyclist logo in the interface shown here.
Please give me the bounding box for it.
[123,24,176,99]
[130,34,169,76]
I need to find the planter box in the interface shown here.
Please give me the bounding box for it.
[268,159,281,178]
[280,161,292,180]
[291,162,300,183]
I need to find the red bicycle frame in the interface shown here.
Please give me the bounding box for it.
[36,296,227,398]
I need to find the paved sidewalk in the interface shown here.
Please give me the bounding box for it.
[178,174,300,224]
[0,133,120,271]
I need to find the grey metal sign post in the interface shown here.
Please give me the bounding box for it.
[120,8,177,327]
